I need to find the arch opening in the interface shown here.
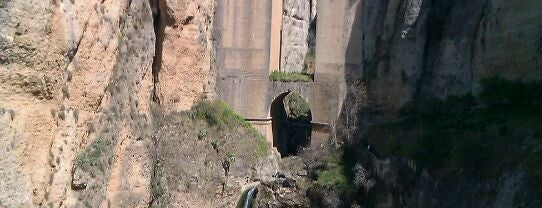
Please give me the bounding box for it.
[271,92,312,157]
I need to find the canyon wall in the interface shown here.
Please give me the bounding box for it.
[346,0,542,111]
[155,0,216,112]
[0,0,216,207]
[326,0,542,206]
[280,0,317,73]
[1,0,156,206]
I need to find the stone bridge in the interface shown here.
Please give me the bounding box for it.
[214,0,358,150]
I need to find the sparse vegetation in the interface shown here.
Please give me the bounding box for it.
[283,93,311,120]
[151,182,164,197]
[303,48,316,74]
[190,100,251,129]
[76,137,112,175]
[1,108,16,120]
[270,71,313,82]
[211,139,220,153]
[255,136,270,157]
[74,109,79,122]
[8,109,15,120]
[222,153,236,176]
[315,152,351,191]
[316,167,348,189]
[150,100,273,207]
[341,78,368,143]
[352,163,369,187]
[190,100,269,157]
[366,77,542,182]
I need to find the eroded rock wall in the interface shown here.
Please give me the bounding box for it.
[0,0,217,207]
[281,0,317,72]
[328,0,542,206]
[155,0,216,112]
[1,0,157,207]
[350,0,542,111]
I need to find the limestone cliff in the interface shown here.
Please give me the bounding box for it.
[280,0,317,73]
[1,0,156,206]
[333,0,542,207]
[154,0,216,113]
[0,0,217,207]
[348,0,542,111]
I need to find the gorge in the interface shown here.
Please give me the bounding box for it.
[1,0,541,207]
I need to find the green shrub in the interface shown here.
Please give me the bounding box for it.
[316,168,348,189]
[76,137,111,174]
[315,152,351,191]
[283,93,311,120]
[270,71,312,82]
[190,100,269,157]
[190,100,250,129]
[368,76,542,179]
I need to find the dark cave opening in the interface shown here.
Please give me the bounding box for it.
[271,92,312,157]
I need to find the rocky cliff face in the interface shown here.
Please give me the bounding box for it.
[280,0,317,73]
[1,0,156,206]
[154,0,216,112]
[350,0,542,111]
[336,0,542,207]
[0,0,217,207]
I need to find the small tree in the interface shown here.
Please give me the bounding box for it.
[222,153,235,176]
[343,79,368,143]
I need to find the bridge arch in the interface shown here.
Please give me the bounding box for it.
[214,0,344,149]
[270,91,312,157]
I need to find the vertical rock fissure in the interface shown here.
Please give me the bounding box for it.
[150,0,169,104]
[148,133,160,207]
[469,0,490,92]
[148,1,169,205]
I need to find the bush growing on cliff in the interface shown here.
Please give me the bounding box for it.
[190,100,251,129]
[150,101,274,207]
[76,137,112,174]
[189,100,269,156]
[366,76,542,180]
[270,71,313,82]
[283,93,311,120]
[315,152,352,191]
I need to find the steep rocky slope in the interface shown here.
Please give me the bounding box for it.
[149,101,278,207]
[0,0,218,207]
